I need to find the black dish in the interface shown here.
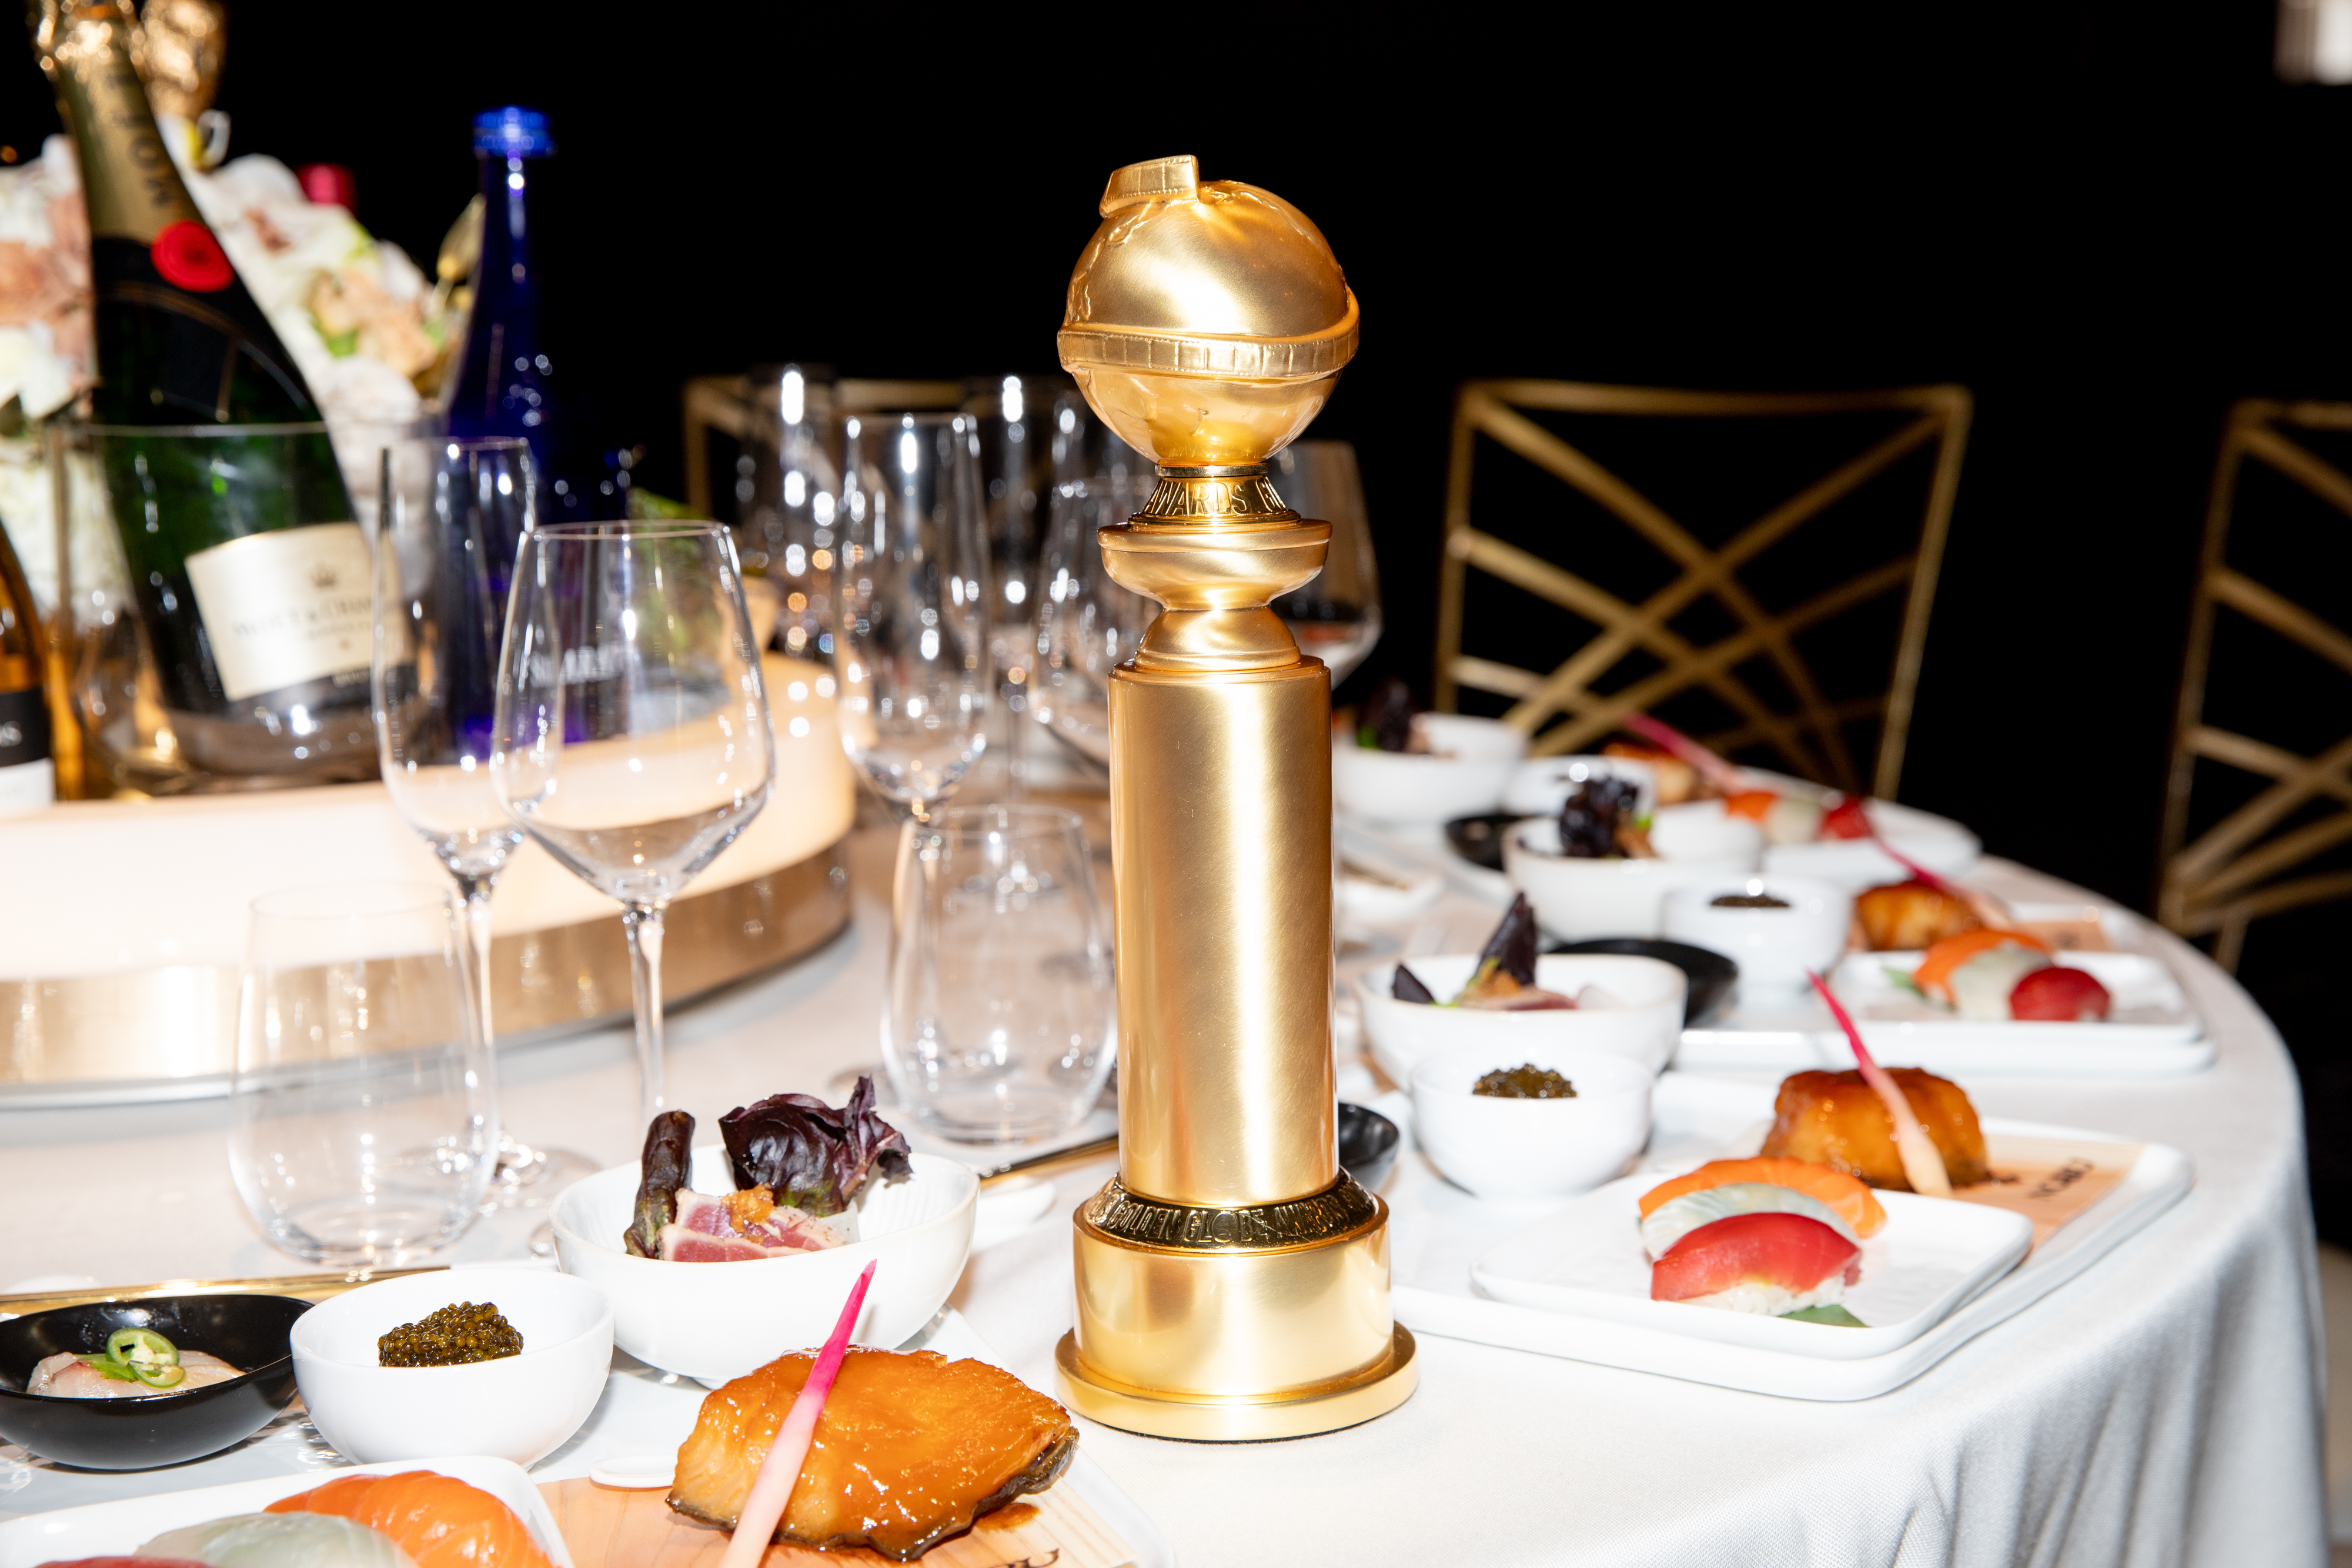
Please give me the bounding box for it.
[1444,812,1525,871]
[0,1294,310,1470]
[1542,938,1739,1026]
[1338,1102,1401,1192]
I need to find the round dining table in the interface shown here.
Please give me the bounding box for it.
[0,826,2328,1567]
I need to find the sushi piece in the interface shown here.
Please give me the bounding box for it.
[669,1347,1078,1562]
[1650,1212,1863,1315]
[138,1514,413,1568]
[1762,1067,1989,1189]
[1639,1183,1860,1261]
[1947,944,2052,1020]
[1911,928,2051,1004]
[2010,964,2112,1021]
[268,1471,553,1568]
[1636,1156,1888,1238]
[34,1560,212,1567]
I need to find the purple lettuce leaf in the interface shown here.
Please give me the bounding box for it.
[718,1075,913,1218]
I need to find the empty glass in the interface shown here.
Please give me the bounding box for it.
[492,520,774,1128]
[883,804,1115,1142]
[833,412,992,819]
[965,374,1062,797]
[1270,440,1382,686]
[228,882,495,1265]
[373,436,596,1211]
[1031,391,1152,766]
[735,364,843,660]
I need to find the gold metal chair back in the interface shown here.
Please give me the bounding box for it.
[2160,398,2352,971]
[1434,380,1972,797]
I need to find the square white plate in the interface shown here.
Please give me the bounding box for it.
[0,1455,570,1568]
[1469,1175,2032,1359]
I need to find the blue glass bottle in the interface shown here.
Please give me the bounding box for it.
[446,106,617,519]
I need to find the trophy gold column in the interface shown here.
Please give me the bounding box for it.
[1051,155,1417,1440]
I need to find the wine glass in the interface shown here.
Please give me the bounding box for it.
[833,412,993,820]
[491,520,774,1128]
[372,436,597,1212]
[1031,390,1152,767]
[736,363,843,661]
[965,375,1061,798]
[228,881,495,1266]
[1271,440,1382,686]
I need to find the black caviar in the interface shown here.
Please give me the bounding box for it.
[1711,892,1791,909]
[1472,1064,1578,1099]
[378,1302,523,1366]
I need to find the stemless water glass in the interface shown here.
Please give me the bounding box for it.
[228,882,496,1265]
[492,520,774,1129]
[883,804,1115,1142]
[833,412,992,820]
[1270,440,1382,686]
[1031,392,1153,767]
[373,436,596,1211]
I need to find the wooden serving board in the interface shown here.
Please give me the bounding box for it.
[1949,1132,2142,1247]
[540,1478,1136,1568]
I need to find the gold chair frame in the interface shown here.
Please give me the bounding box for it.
[2159,397,2352,971]
[1434,380,1972,798]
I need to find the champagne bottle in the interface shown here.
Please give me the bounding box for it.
[32,0,374,780]
[0,525,54,810]
[447,106,617,520]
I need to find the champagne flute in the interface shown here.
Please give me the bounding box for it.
[1270,440,1382,686]
[372,436,597,1210]
[833,412,992,821]
[492,520,774,1128]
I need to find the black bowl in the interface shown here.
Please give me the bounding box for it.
[1542,937,1740,1026]
[1338,1102,1401,1192]
[1444,813,1525,871]
[0,1295,310,1470]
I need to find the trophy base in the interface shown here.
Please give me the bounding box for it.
[1055,1325,1416,1442]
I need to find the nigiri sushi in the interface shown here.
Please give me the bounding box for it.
[1640,1183,1860,1261]
[138,1514,413,1568]
[1637,1156,1887,1238]
[1650,1212,1863,1316]
[268,1472,552,1568]
[35,1559,212,1567]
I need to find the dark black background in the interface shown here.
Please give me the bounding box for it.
[11,6,2351,1220]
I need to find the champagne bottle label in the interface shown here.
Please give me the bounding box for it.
[181,521,372,701]
[0,686,55,808]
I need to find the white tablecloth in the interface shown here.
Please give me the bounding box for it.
[0,835,2328,1566]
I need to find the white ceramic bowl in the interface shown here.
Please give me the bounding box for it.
[290,1268,613,1467]
[1501,755,1655,818]
[1504,807,1764,941]
[1410,1044,1655,1200]
[1332,714,1528,826]
[551,1146,976,1386]
[1661,875,1854,998]
[1358,952,1686,1085]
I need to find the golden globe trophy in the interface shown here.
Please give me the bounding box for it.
[1051,156,1417,1440]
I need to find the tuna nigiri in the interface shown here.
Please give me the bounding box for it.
[1637,1156,1887,1238]
[1650,1212,1862,1316]
[268,1473,551,1568]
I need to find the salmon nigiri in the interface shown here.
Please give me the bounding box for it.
[1638,1156,1887,1238]
[268,1471,553,1568]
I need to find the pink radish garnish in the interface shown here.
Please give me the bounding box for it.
[1621,713,1748,793]
[717,1259,878,1568]
[1805,969,1953,1198]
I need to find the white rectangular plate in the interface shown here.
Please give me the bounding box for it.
[1470,1180,2032,1359]
[1393,1119,2193,1399]
[1678,950,2214,1076]
[0,1455,572,1568]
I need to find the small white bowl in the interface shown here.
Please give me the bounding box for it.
[1661,875,1854,999]
[1410,1045,1655,1200]
[1502,755,1655,818]
[290,1268,613,1467]
[1332,714,1528,827]
[1504,807,1764,942]
[550,1146,975,1386]
[1358,952,1686,1085]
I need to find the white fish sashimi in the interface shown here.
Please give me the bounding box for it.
[28,1348,244,1399]
[142,1512,417,1567]
[1948,945,2053,1020]
[1640,1183,1862,1262]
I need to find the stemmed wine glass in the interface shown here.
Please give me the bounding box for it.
[1031,391,1152,767]
[1270,440,1382,686]
[491,520,774,1129]
[372,436,596,1209]
[833,412,993,821]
